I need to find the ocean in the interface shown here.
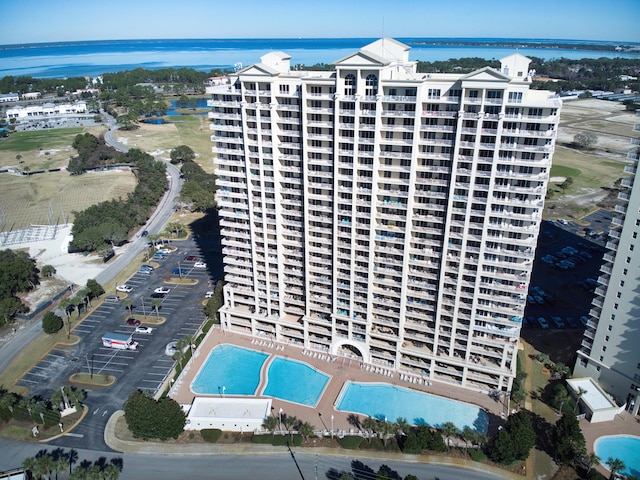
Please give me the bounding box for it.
[1,37,638,79]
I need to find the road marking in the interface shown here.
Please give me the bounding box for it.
[65,433,84,438]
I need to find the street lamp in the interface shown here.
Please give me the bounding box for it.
[222,385,226,398]
[331,414,334,439]
[279,408,283,432]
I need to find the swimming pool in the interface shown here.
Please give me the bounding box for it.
[336,381,489,433]
[594,435,640,478]
[262,357,330,407]
[191,344,268,395]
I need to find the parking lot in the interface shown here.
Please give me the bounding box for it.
[521,219,607,364]
[20,237,220,399]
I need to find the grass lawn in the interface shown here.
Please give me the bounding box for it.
[114,115,214,173]
[0,169,136,229]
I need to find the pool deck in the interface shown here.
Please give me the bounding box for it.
[169,327,507,434]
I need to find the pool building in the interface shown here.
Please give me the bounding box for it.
[208,37,560,396]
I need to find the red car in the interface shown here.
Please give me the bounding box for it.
[184,255,198,261]
[126,318,141,326]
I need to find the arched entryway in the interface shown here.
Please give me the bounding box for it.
[330,339,368,362]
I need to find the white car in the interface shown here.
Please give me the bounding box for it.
[154,287,171,294]
[116,284,133,293]
[557,218,568,225]
[135,326,153,334]
[194,261,207,269]
[205,291,214,299]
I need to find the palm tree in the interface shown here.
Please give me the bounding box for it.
[150,298,162,319]
[53,456,68,480]
[262,415,278,433]
[605,457,625,480]
[378,419,394,446]
[441,422,458,451]
[574,387,588,413]
[584,452,600,474]
[71,294,84,318]
[22,457,37,478]
[102,464,121,480]
[395,417,410,437]
[59,297,72,338]
[38,454,56,480]
[283,415,298,443]
[461,426,475,456]
[183,334,196,356]
[554,388,571,415]
[123,299,134,316]
[298,421,315,442]
[362,417,378,442]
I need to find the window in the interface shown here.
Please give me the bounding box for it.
[508,92,523,103]
[627,257,631,263]
[614,303,619,310]
[605,336,610,342]
[365,74,378,96]
[602,346,607,352]
[608,325,612,331]
[279,84,289,94]
[428,89,441,99]
[344,74,356,95]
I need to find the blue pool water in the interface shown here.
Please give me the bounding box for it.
[594,435,640,478]
[262,358,330,407]
[191,345,268,395]
[336,382,489,433]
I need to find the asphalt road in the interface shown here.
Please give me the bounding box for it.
[0,439,506,480]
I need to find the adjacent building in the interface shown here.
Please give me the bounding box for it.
[207,39,561,394]
[573,110,640,416]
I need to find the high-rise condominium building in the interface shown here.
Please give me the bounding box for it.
[208,39,561,394]
[573,110,640,415]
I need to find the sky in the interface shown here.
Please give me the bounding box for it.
[0,0,639,45]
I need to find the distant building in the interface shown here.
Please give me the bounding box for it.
[5,101,87,120]
[0,92,20,103]
[22,92,41,100]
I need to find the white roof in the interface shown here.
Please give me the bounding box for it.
[187,397,272,422]
[567,377,618,410]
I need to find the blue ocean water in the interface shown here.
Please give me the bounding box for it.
[1,37,638,79]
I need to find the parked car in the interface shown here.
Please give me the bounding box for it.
[126,318,141,326]
[141,230,149,237]
[205,291,214,299]
[154,287,171,295]
[193,261,207,269]
[537,317,550,329]
[557,218,568,225]
[116,285,132,293]
[135,326,153,334]
[566,317,578,328]
[184,255,198,261]
[152,253,164,260]
[138,268,152,274]
[172,268,187,275]
[104,295,120,303]
[533,296,545,305]
[580,316,590,327]
[551,316,565,328]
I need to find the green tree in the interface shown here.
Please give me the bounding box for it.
[574,386,588,413]
[487,429,516,464]
[40,264,56,277]
[123,390,185,440]
[151,298,162,319]
[551,383,572,414]
[170,145,196,164]
[554,413,586,464]
[283,415,298,443]
[42,311,64,334]
[51,386,86,411]
[605,457,625,480]
[506,411,536,460]
[362,417,378,442]
[85,279,105,299]
[124,299,134,316]
[401,432,422,454]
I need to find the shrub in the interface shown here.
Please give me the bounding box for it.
[42,312,63,334]
[201,429,222,443]
[469,448,487,462]
[337,436,363,450]
[251,433,302,446]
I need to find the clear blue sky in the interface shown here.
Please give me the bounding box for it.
[0,0,638,45]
